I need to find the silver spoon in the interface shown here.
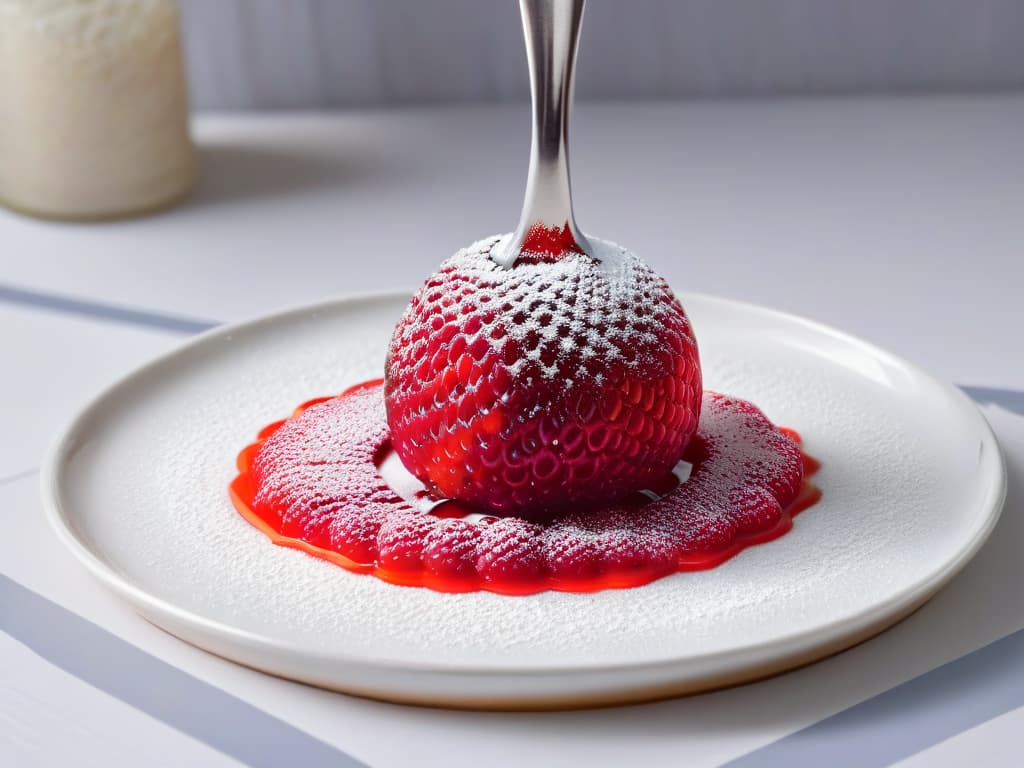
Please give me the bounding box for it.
[493,0,593,268]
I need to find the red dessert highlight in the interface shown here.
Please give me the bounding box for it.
[230,381,820,596]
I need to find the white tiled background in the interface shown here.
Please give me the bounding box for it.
[176,0,1024,109]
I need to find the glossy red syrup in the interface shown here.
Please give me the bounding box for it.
[230,380,821,596]
[514,222,588,264]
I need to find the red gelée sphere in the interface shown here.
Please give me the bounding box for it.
[384,235,702,518]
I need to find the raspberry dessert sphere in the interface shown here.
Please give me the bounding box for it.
[384,234,702,519]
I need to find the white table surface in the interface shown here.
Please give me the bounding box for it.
[1,95,1022,767]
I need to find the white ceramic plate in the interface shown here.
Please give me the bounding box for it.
[42,293,1006,709]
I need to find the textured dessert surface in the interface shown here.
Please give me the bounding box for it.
[385,235,702,514]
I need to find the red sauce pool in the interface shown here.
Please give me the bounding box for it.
[230,381,821,595]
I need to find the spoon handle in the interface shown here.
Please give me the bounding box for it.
[495,0,592,268]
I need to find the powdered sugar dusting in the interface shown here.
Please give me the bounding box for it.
[252,386,410,552]
[392,234,694,383]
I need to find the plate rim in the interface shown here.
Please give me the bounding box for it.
[40,290,1008,680]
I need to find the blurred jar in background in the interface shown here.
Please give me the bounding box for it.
[0,0,197,220]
